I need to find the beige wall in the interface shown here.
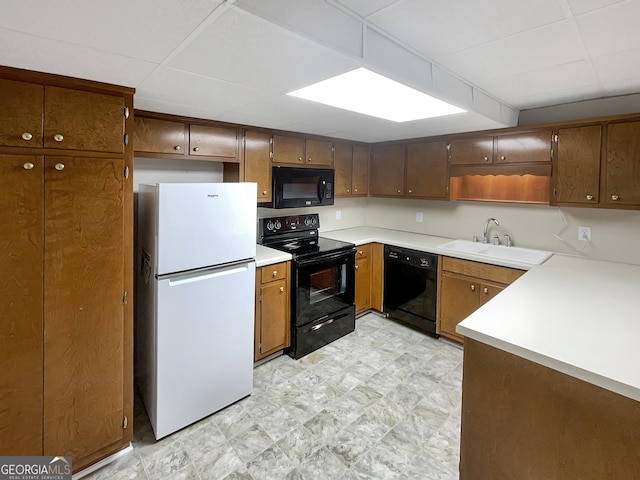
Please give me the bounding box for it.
[296,197,640,266]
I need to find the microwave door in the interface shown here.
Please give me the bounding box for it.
[317,176,325,204]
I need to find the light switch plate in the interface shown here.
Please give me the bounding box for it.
[416,212,423,223]
[336,210,342,220]
[578,226,591,241]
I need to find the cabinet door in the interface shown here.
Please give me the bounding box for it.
[272,135,305,164]
[0,155,44,455]
[305,139,333,166]
[370,144,405,196]
[554,125,601,204]
[605,121,640,206]
[355,246,371,314]
[0,78,44,148]
[439,273,479,342]
[189,124,238,159]
[351,145,369,196]
[133,116,185,155]
[370,243,384,311]
[258,279,289,356]
[496,131,552,164]
[449,137,493,165]
[44,86,124,153]
[406,141,448,199]
[43,156,125,461]
[334,143,353,196]
[244,131,272,202]
[479,282,505,306]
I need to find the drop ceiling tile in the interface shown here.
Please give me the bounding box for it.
[566,0,625,16]
[575,1,640,57]
[479,60,599,107]
[134,96,227,120]
[438,21,584,83]
[168,7,359,93]
[137,67,271,114]
[230,94,340,125]
[367,0,563,59]
[234,0,364,57]
[333,0,400,18]
[0,27,156,88]
[0,0,225,63]
[592,47,640,84]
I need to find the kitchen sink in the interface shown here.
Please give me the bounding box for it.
[437,239,552,265]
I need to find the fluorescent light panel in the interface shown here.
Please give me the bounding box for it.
[287,68,466,122]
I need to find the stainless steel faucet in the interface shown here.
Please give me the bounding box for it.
[483,217,499,244]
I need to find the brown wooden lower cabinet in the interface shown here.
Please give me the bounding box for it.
[355,244,372,314]
[437,256,524,342]
[255,262,290,361]
[460,339,640,479]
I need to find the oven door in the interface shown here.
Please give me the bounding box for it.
[294,249,355,326]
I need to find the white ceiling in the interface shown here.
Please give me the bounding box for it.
[1,0,638,142]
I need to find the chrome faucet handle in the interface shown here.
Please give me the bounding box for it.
[472,235,480,242]
[504,234,513,247]
[493,234,500,245]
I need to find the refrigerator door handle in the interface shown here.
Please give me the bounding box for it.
[168,263,251,287]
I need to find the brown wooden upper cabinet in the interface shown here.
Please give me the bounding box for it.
[449,130,552,165]
[552,125,602,206]
[133,114,239,162]
[406,141,449,199]
[369,144,405,196]
[272,135,333,166]
[0,78,125,153]
[244,130,272,203]
[605,121,640,207]
[334,143,369,197]
[133,116,186,154]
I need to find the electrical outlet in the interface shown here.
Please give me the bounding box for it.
[416,212,423,223]
[578,226,591,241]
[335,210,342,220]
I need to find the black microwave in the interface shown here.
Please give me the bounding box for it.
[272,166,334,209]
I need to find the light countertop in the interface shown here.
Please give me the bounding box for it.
[320,226,640,402]
[255,244,292,267]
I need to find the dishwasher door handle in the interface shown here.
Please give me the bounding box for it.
[311,318,335,331]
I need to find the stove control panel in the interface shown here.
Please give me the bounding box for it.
[260,213,320,238]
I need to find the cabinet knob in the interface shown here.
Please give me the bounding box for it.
[500,155,505,161]
[408,189,412,194]
[279,286,284,292]
[23,162,35,170]
[262,190,267,195]
[397,189,401,194]
[611,195,619,201]
[483,156,489,162]
[273,270,278,277]
[355,265,359,270]
[354,188,358,193]
[22,132,33,141]
[53,133,64,142]
[586,194,593,201]
[470,284,476,291]
[308,157,312,162]
[483,287,489,294]
[193,146,200,152]
[54,163,65,171]
[358,250,363,255]
[298,156,303,162]
[347,189,350,193]
[174,145,181,151]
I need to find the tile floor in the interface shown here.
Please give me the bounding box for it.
[83,313,463,480]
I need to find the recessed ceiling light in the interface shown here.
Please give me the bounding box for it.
[287,67,466,122]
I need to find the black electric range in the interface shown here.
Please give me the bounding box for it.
[259,214,356,359]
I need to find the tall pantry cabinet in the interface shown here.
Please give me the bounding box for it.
[0,66,134,473]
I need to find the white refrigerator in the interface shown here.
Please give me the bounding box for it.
[136,182,257,439]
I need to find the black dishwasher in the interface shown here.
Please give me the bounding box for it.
[383,245,438,337]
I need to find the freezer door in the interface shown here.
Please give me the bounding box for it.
[156,183,257,275]
[154,261,255,439]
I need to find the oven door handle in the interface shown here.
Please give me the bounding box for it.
[311,318,335,331]
[296,248,356,266]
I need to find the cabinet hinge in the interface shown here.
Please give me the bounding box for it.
[124,166,130,179]
[123,291,128,304]
[124,107,130,120]
[446,143,451,151]
[123,416,128,429]
[270,137,273,145]
[124,133,129,146]
[553,134,558,143]
[269,152,273,161]
[553,188,557,197]
[445,185,449,194]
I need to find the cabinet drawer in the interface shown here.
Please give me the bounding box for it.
[261,262,288,283]
[355,244,372,259]
[441,256,524,284]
